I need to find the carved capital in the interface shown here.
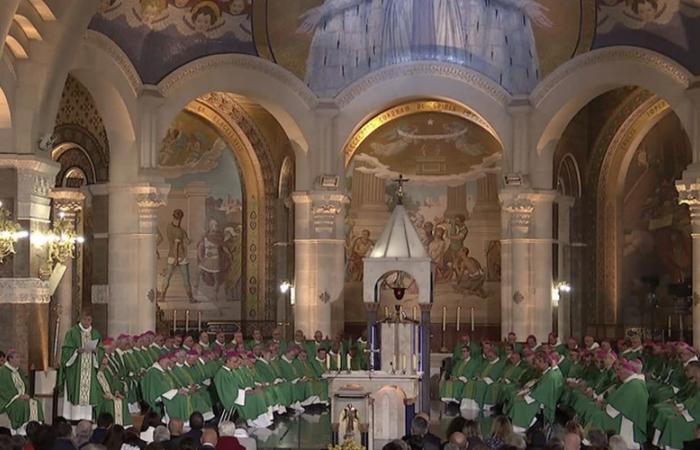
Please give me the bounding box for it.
[419,303,433,313]
[0,278,51,304]
[504,197,534,234]
[50,189,85,223]
[676,179,700,234]
[132,184,169,233]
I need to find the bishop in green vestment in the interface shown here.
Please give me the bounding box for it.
[585,359,649,449]
[652,360,700,449]
[214,354,272,428]
[60,313,102,420]
[508,353,563,431]
[461,349,506,410]
[0,350,44,432]
[141,354,192,422]
[440,346,482,403]
[96,354,131,426]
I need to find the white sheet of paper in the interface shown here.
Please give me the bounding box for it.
[235,389,246,406]
[83,339,99,352]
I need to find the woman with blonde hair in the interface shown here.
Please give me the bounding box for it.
[485,416,513,450]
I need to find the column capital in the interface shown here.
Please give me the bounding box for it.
[49,188,86,221]
[0,154,60,222]
[556,194,576,209]
[365,302,380,312]
[292,189,349,239]
[129,183,170,233]
[419,303,433,313]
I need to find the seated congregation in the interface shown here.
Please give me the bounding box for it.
[440,332,700,450]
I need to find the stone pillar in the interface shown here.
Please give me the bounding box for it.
[48,189,85,364]
[677,175,700,348]
[530,191,556,341]
[292,185,348,337]
[419,303,431,414]
[108,182,168,335]
[501,191,534,340]
[557,196,574,340]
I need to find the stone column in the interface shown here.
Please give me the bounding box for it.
[108,182,168,335]
[501,192,534,340]
[419,303,431,414]
[292,184,349,337]
[677,175,700,349]
[557,196,575,340]
[445,183,468,219]
[530,191,556,341]
[48,189,85,364]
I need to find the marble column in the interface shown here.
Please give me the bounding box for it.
[108,182,168,335]
[292,186,348,337]
[419,303,431,414]
[445,183,468,219]
[557,196,575,340]
[501,192,534,340]
[48,189,85,364]
[530,191,556,341]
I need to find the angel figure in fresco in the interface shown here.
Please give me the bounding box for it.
[161,209,195,302]
[347,229,374,282]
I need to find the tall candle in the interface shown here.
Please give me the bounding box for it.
[412,306,417,322]
[418,327,422,372]
[197,311,202,331]
[336,352,341,370]
[385,306,389,319]
[402,354,407,371]
[370,326,376,368]
[442,306,447,331]
[412,354,418,372]
[399,306,403,320]
[393,354,397,370]
[326,356,331,371]
[185,310,190,332]
[173,310,177,334]
[347,353,352,371]
[471,307,475,332]
[456,306,461,331]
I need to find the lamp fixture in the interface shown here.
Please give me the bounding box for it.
[34,210,85,267]
[0,201,28,263]
[280,280,292,294]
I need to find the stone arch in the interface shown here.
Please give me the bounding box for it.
[556,154,582,198]
[532,47,693,165]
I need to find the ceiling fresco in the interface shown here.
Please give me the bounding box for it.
[90,0,700,94]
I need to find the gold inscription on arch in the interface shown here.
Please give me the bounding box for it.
[343,100,501,166]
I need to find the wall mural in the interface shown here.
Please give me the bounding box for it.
[156,110,244,320]
[620,113,691,326]
[343,103,502,325]
[90,1,700,95]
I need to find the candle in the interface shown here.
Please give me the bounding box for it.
[412,306,417,322]
[456,306,461,331]
[370,326,376,369]
[442,306,446,331]
[393,354,397,370]
[346,354,352,371]
[412,355,418,372]
[326,356,331,371]
[471,307,475,332]
[173,310,177,334]
[418,327,422,372]
[197,312,202,331]
[336,352,341,370]
[399,306,403,320]
[402,354,407,371]
[385,306,389,319]
[185,310,190,332]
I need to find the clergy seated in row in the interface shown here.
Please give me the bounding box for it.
[96,347,131,426]
[0,349,44,434]
[652,360,700,450]
[141,353,201,425]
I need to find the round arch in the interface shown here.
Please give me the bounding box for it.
[335,61,513,160]
[156,54,315,156]
[531,47,693,161]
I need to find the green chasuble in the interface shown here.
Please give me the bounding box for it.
[508,367,564,428]
[255,359,292,407]
[296,359,328,403]
[214,366,267,421]
[462,357,507,407]
[440,357,483,402]
[621,346,644,362]
[275,356,307,403]
[95,369,131,426]
[0,364,44,429]
[60,324,102,406]
[483,361,529,407]
[655,389,700,449]
[141,364,192,420]
[586,375,649,447]
[170,364,213,416]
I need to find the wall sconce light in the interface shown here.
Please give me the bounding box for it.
[552,281,572,306]
[280,280,292,294]
[0,201,28,263]
[34,211,85,267]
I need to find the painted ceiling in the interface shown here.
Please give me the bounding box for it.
[90,0,700,96]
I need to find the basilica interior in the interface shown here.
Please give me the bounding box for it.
[0,0,699,445]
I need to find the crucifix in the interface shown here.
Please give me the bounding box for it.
[393,174,410,205]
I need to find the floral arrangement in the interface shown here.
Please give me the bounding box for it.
[328,438,366,450]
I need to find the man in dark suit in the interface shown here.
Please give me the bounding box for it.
[199,428,217,450]
[183,413,204,442]
[402,416,441,450]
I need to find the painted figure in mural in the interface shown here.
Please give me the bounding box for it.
[223,225,243,300]
[434,0,465,60]
[197,219,231,300]
[420,221,435,249]
[445,214,468,266]
[429,226,450,281]
[454,248,488,298]
[161,209,195,302]
[348,229,374,282]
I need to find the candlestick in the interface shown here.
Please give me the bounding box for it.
[370,325,376,369]
[326,356,331,371]
[185,310,190,332]
[346,353,352,371]
[402,354,407,372]
[471,307,475,332]
[197,311,202,331]
[412,354,418,372]
[442,306,446,332]
[173,310,177,334]
[336,352,341,370]
[456,306,461,331]
[412,306,417,322]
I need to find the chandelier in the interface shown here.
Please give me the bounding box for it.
[0,201,28,263]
